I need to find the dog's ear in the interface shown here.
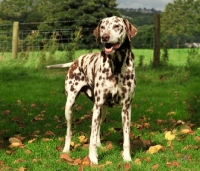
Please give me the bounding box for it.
[123,19,137,41]
[93,21,102,42]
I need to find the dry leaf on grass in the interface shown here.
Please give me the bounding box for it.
[60,153,74,163]
[79,136,88,144]
[194,136,200,142]
[165,131,176,141]
[124,163,131,171]
[147,145,164,154]
[9,137,23,148]
[166,161,180,168]
[90,161,112,168]
[17,167,28,171]
[44,130,55,136]
[25,149,32,155]
[82,156,90,166]
[28,138,36,144]
[2,110,10,115]
[42,138,52,142]
[134,158,141,165]
[152,164,159,170]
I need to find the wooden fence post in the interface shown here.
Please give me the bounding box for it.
[153,14,160,67]
[12,22,19,59]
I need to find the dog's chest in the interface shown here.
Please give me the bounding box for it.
[94,59,135,106]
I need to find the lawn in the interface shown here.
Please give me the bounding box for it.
[0,48,200,170]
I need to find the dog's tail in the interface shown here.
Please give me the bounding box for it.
[45,62,73,69]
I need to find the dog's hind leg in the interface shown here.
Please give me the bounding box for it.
[62,94,75,153]
[97,105,107,147]
[63,76,87,152]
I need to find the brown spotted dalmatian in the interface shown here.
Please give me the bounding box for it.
[46,16,137,164]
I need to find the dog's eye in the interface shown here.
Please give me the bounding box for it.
[113,25,119,29]
[100,26,105,29]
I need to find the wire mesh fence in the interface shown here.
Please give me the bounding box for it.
[1,19,200,53]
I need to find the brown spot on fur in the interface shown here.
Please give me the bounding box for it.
[69,60,79,79]
[127,81,131,87]
[70,85,75,91]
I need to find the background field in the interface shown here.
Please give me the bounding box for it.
[0,48,200,170]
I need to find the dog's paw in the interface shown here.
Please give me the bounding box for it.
[89,155,98,165]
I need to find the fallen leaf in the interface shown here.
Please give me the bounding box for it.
[166,161,180,168]
[28,138,36,143]
[147,145,164,154]
[17,167,28,171]
[195,136,200,142]
[178,124,193,135]
[9,137,22,148]
[124,163,131,171]
[155,119,164,125]
[134,158,141,165]
[2,110,10,115]
[32,158,42,163]
[165,131,176,141]
[25,149,32,155]
[79,136,88,144]
[44,130,55,136]
[31,103,37,107]
[70,141,75,147]
[74,143,81,149]
[60,153,74,163]
[14,158,25,163]
[56,145,63,152]
[9,137,22,144]
[82,156,90,166]
[167,111,176,116]
[42,138,52,142]
[152,164,159,170]
[106,141,113,150]
[73,158,82,165]
[143,122,150,128]
[90,161,112,169]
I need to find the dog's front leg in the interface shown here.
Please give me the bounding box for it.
[122,103,132,162]
[96,105,107,147]
[89,104,101,164]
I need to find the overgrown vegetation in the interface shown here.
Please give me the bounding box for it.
[0,48,200,170]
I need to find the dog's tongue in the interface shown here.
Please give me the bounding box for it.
[105,43,119,54]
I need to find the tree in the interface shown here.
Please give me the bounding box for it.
[37,0,120,49]
[0,0,44,30]
[161,0,200,48]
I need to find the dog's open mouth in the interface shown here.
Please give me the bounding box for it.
[104,42,120,54]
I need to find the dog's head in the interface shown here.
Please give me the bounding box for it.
[94,16,137,55]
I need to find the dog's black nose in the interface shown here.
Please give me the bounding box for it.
[102,34,110,42]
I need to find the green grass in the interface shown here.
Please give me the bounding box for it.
[0,49,200,170]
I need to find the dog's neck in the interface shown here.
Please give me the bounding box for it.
[101,37,133,75]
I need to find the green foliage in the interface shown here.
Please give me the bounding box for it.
[0,21,13,51]
[161,42,169,66]
[138,55,145,67]
[186,48,200,75]
[161,0,200,47]
[118,9,155,27]
[37,0,120,48]
[133,25,153,48]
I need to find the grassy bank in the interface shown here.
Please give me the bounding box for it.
[0,49,200,170]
